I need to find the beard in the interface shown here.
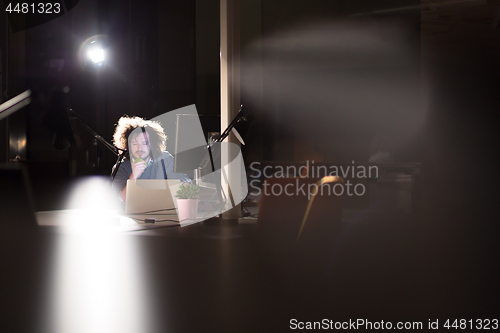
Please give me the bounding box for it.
[132,150,150,161]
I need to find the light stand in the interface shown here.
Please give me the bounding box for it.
[216,105,248,145]
[69,109,126,181]
[202,105,249,223]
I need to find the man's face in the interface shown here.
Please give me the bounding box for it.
[130,131,151,161]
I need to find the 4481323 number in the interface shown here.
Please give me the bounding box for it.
[444,319,498,330]
[5,3,61,14]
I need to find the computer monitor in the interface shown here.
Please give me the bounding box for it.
[173,114,219,177]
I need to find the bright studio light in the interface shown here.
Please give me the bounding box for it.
[79,35,109,70]
[88,47,105,64]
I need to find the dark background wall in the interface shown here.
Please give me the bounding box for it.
[241,0,421,163]
[0,0,499,224]
[1,0,422,173]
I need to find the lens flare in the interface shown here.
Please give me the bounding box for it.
[88,48,105,64]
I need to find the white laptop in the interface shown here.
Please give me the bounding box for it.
[125,179,181,223]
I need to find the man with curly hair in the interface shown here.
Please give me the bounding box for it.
[111,115,189,201]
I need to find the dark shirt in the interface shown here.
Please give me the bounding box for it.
[111,151,190,194]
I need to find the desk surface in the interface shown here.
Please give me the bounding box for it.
[1,221,292,333]
[1,216,499,332]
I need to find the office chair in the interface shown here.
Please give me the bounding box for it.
[256,177,321,274]
[296,176,344,243]
[293,176,345,279]
[256,176,345,290]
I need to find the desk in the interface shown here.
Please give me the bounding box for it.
[0,220,291,333]
[1,214,499,332]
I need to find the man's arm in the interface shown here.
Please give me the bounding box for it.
[112,159,147,202]
[122,160,149,201]
[111,162,130,194]
[119,173,134,202]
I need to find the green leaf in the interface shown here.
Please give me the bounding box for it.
[175,182,200,199]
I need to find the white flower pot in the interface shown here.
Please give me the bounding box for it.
[177,199,199,222]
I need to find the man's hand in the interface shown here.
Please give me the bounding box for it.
[130,158,147,180]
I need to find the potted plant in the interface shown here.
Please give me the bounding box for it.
[175,183,201,222]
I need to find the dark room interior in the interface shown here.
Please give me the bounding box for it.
[1,0,499,332]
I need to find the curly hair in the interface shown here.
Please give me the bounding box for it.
[113,116,167,159]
